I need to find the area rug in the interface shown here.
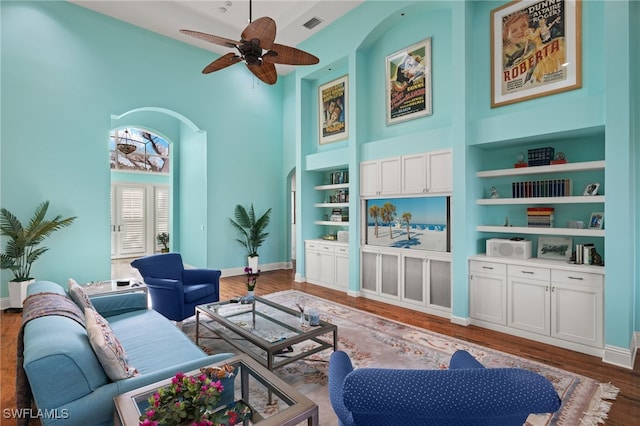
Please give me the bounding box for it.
[183,290,618,426]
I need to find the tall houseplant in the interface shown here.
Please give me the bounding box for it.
[1,201,76,308]
[229,204,271,270]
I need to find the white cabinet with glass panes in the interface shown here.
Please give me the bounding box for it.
[360,246,400,300]
[402,251,451,314]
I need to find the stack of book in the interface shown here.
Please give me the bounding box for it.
[527,207,554,228]
[330,208,349,222]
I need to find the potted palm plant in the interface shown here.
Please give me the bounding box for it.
[1,201,76,309]
[229,204,271,271]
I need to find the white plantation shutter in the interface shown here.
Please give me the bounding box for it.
[155,186,169,250]
[118,186,147,256]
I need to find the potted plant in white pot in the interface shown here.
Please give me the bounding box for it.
[229,204,271,271]
[157,232,170,253]
[1,201,76,310]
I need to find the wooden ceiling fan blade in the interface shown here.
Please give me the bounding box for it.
[180,29,238,49]
[263,44,319,65]
[202,53,242,74]
[247,62,277,85]
[241,17,276,50]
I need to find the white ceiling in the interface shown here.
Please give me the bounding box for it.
[69,0,363,74]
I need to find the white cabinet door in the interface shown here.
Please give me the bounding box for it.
[426,150,452,193]
[305,249,319,282]
[361,158,401,196]
[403,255,425,304]
[507,276,550,335]
[318,251,335,285]
[379,157,401,195]
[361,248,400,298]
[361,250,378,292]
[380,251,400,298]
[551,271,603,347]
[469,261,507,325]
[360,161,379,197]
[401,154,427,194]
[335,246,349,289]
[335,253,349,289]
[428,259,451,309]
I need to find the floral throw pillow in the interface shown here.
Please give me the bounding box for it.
[68,278,94,312]
[84,308,139,381]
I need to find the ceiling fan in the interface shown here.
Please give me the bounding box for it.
[180,0,319,85]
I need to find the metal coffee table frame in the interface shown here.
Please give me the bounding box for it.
[196,296,338,370]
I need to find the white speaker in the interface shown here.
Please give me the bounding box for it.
[486,238,532,259]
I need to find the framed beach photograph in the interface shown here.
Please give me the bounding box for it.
[385,38,432,125]
[537,236,572,260]
[491,0,582,107]
[588,212,604,229]
[318,75,348,144]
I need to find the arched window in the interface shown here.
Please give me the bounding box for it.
[110,127,170,173]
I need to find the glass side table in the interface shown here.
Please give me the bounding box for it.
[114,354,319,426]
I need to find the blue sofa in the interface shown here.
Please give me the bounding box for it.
[329,350,561,426]
[131,253,221,322]
[20,281,234,426]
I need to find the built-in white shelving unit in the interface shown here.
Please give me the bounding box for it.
[476,160,605,237]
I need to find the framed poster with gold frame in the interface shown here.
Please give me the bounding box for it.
[318,75,348,144]
[491,0,582,108]
[385,38,432,125]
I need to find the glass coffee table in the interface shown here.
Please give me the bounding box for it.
[196,297,338,370]
[114,354,319,426]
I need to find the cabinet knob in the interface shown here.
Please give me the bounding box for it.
[521,270,534,274]
[481,266,494,270]
[567,276,584,280]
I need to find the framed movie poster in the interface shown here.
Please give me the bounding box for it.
[319,75,348,144]
[491,0,582,107]
[385,38,432,125]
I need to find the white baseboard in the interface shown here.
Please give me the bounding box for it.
[602,336,638,369]
[450,315,471,326]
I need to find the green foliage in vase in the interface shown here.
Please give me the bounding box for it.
[228,204,271,258]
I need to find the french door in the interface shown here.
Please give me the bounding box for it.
[111,183,169,259]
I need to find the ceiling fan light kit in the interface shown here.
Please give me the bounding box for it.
[180,1,319,85]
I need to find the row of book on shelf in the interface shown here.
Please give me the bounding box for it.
[512,179,572,198]
[527,207,554,228]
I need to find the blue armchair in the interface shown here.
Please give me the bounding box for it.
[329,350,561,426]
[131,253,221,322]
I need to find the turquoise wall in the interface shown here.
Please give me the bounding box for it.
[0,1,286,288]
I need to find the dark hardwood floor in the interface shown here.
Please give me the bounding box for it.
[2,267,639,425]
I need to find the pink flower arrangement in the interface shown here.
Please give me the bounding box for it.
[139,367,250,426]
[244,267,260,291]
